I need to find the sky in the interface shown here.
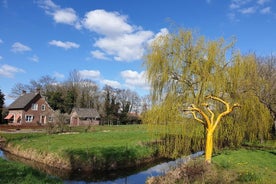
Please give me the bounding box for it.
[0,0,276,105]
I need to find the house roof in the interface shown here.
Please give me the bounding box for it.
[8,92,40,110]
[72,108,100,118]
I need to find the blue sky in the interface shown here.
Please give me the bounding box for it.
[0,0,276,105]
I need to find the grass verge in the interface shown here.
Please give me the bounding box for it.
[0,157,62,184]
[147,141,276,184]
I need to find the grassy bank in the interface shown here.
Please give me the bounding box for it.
[0,125,159,171]
[0,157,62,184]
[147,140,276,184]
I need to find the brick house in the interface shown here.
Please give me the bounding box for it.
[4,90,54,125]
[70,108,100,126]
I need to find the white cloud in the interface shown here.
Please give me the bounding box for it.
[148,28,169,45]
[28,55,39,62]
[79,70,101,79]
[0,64,25,78]
[37,0,81,29]
[83,9,133,36]
[239,7,256,14]
[90,50,109,60]
[53,8,80,28]
[228,0,273,20]
[257,0,270,5]
[53,72,65,79]
[49,40,80,49]
[2,0,8,8]
[121,70,149,90]
[94,30,153,61]
[260,7,271,14]
[101,79,121,88]
[11,42,31,53]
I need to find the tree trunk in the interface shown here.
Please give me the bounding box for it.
[205,130,213,164]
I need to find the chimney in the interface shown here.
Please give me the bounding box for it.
[35,88,40,94]
[21,90,26,96]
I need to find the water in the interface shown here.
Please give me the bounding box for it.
[0,149,204,184]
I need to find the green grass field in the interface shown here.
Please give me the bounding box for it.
[1,125,158,169]
[212,147,276,183]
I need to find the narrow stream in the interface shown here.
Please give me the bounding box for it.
[0,149,204,184]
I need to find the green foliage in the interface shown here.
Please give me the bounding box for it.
[143,28,274,158]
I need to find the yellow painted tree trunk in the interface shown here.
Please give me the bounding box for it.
[205,130,213,164]
[184,95,240,163]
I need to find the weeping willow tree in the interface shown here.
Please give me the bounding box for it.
[142,29,273,162]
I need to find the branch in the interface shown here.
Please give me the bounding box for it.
[202,103,214,126]
[183,104,210,127]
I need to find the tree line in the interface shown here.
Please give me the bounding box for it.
[1,70,149,125]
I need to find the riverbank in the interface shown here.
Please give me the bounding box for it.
[0,156,62,183]
[0,125,161,173]
[147,141,276,184]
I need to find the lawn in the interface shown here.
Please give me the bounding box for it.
[147,140,276,184]
[212,147,276,183]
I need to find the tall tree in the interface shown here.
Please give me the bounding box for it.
[143,29,272,162]
[0,89,5,124]
[256,55,276,135]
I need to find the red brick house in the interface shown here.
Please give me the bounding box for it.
[4,90,54,125]
[70,108,100,126]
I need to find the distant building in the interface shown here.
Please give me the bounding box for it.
[4,89,54,125]
[70,108,100,126]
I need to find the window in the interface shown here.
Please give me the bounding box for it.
[25,115,34,122]
[41,104,46,111]
[31,103,38,111]
[48,116,53,122]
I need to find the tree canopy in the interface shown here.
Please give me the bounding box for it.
[142,29,273,158]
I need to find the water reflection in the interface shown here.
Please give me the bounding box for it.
[0,150,203,184]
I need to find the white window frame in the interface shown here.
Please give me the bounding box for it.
[31,103,38,111]
[25,115,34,122]
[41,104,46,111]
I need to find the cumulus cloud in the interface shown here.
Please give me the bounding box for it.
[53,72,65,79]
[83,9,133,36]
[121,70,149,90]
[101,79,121,88]
[11,42,31,53]
[79,70,101,79]
[49,40,80,49]
[94,30,153,61]
[90,50,109,60]
[37,0,81,29]
[0,64,25,78]
[38,1,167,62]
[83,9,155,62]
